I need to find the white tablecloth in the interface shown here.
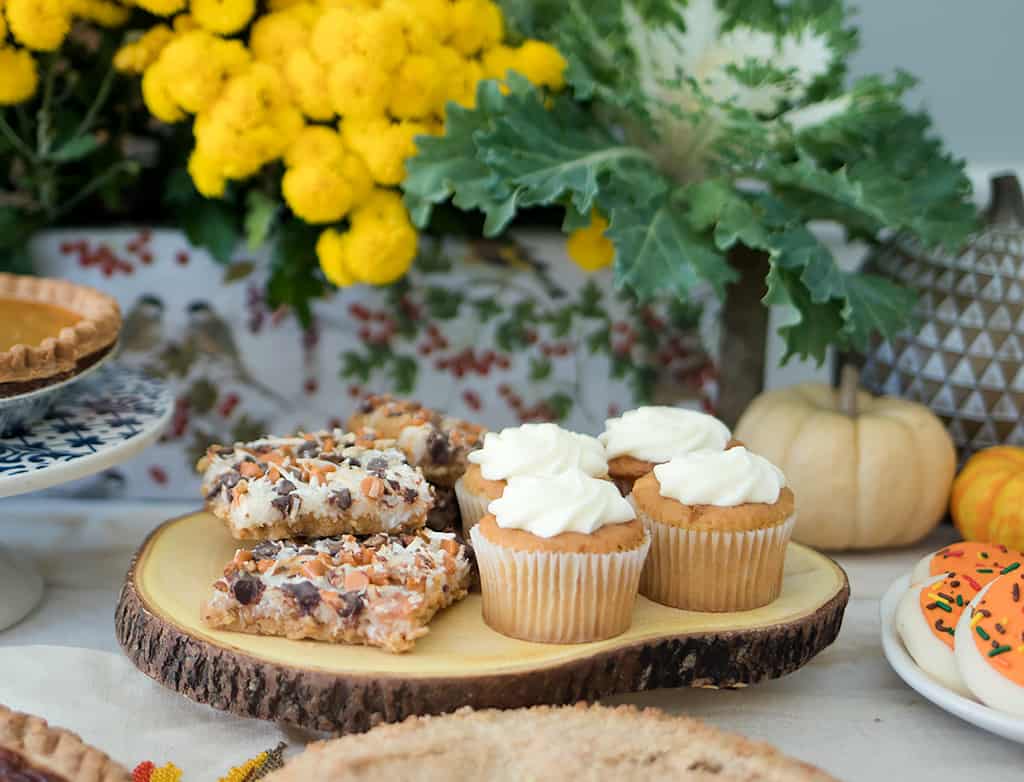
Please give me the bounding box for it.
[0,498,1020,780]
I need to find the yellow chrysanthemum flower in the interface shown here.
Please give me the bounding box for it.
[188,149,227,197]
[190,0,254,35]
[566,212,615,272]
[282,165,356,223]
[284,48,333,121]
[158,31,249,114]
[69,0,130,26]
[388,1,441,54]
[172,12,197,30]
[5,0,71,51]
[338,189,419,284]
[0,46,38,105]
[310,6,406,71]
[481,44,517,80]
[414,0,453,43]
[342,117,427,186]
[141,61,186,122]
[327,54,390,118]
[249,10,309,69]
[513,40,567,89]
[0,5,6,39]
[449,0,502,56]
[317,228,356,287]
[434,46,480,109]
[319,0,378,8]
[114,25,174,73]
[389,52,447,120]
[285,125,347,168]
[194,63,302,180]
[133,0,185,16]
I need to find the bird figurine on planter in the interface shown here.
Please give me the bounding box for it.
[735,365,956,551]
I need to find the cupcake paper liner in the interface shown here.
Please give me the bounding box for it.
[638,511,795,612]
[470,525,651,644]
[454,477,495,539]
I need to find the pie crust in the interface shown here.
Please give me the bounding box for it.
[0,273,121,396]
[0,704,130,782]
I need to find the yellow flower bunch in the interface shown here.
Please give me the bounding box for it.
[115,0,567,288]
[566,212,615,272]
[0,0,133,104]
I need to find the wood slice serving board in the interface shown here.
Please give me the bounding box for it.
[117,511,850,733]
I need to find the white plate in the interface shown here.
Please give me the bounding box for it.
[880,573,1024,743]
[0,364,173,498]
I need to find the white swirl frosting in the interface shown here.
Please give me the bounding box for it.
[488,469,635,537]
[599,406,730,463]
[653,447,787,507]
[468,423,607,481]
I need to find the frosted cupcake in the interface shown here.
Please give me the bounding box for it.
[599,406,732,495]
[470,469,650,643]
[455,423,607,537]
[631,447,795,612]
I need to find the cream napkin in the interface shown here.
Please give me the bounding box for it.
[0,645,307,778]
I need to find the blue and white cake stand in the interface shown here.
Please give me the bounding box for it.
[0,365,172,629]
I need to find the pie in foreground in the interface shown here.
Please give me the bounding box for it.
[0,273,121,397]
[0,703,130,782]
[262,703,836,781]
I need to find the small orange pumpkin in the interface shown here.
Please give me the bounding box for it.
[951,446,1024,550]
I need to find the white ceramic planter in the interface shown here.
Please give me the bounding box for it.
[30,228,719,498]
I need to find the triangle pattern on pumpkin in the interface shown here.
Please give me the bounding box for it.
[971,420,1000,449]
[930,385,956,414]
[950,357,976,386]
[962,391,987,416]
[997,334,1024,362]
[960,301,986,328]
[920,352,947,380]
[916,321,940,349]
[987,304,1013,332]
[942,327,965,353]
[980,275,1005,301]
[968,331,995,358]
[898,344,922,373]
[956,273,978,296]
[979,361,1008,390]
[991,393,1019,420]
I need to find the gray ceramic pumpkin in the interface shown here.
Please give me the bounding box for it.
[861,174,1024,457]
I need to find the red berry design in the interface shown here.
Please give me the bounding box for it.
[148,466,168,485]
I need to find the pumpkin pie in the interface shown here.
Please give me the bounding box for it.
[0,273,121,397]
[0,703,131,781]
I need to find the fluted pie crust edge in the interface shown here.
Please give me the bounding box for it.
[0,273,121,394]
[0,704,130,782]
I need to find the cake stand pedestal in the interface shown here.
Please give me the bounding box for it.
[118,510,850,733]
[0,365,172,630]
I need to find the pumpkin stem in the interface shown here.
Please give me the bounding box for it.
[838,364,860,417]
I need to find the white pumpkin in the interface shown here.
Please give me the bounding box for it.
[734,368,956,551]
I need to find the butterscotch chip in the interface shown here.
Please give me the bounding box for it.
[262,703,836,781]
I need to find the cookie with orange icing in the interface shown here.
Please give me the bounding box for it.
[910,541,1024,586]
[955,564,1024,716]
[897,572,979,696]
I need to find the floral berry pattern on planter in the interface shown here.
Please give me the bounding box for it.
[31,228,719,499]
